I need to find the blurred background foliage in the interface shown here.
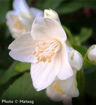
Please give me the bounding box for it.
[0,0,96,105]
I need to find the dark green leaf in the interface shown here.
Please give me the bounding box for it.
[0,62,21,86]
[78,28,92,44]
[77,68,85,97]
[57,0,96,14]
[1,73,62,105]
[57,1,82,14]
[0,0,11,23]
[85,66,96,97]
[35,0,63,9]
[16,62,30,72]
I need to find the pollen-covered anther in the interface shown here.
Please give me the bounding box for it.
[48,58,52,63]
[40,55,46,62]
[46,56,51,63]
[51,51,56,56]
[35,43,39,47]
[35,51,40,57]
[41,41,46,45]
[32,50,36,55]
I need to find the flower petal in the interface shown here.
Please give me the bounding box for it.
[44,9,60,23]
[57,72,79,97]
[57,44,73,80]
[47,83,72,105]
[31,15,67,43]
[30,55,60,91]
[6,11,19,22]
[8,34,37,63]
[13,0,30,14]
[30,8,43,17]
[46,84,64,101]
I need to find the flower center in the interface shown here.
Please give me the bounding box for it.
[33,39,61,63]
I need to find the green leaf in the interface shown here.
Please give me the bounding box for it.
[0,62,21,86]
[0,61,31,86]
[78,28,92,44]
[16,62,30,72]
[0,47,12,69]
[0,0,11,23]
[82,0,96,9]
[63,26,73,41]
[57,1,82,14]
[57,0,96,14]
[35,0,63,9]
[85,66,96,97]
[1,73,62,105]
[0,70,5,80]
[77,68,85,97]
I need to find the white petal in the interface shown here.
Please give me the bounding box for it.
[8,34,37,63]
[44,9,60,23]
[31,15,67,43]
[13,0,30,14]
[69,47,83,70]
[46,84,64,101]
[47,83,72,105]
[57,73,79,97]
[6,11,19,22]
[30,55,60,91]
[30,8,43,17]
[57,44,73,80]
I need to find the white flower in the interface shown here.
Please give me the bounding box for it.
[8,14,73,91]
[88,44,96,62]
[6,0,43,38]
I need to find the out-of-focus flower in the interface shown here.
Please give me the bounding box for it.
[88,44,96,62]
[8,13,73,91]
[6,0,43,38]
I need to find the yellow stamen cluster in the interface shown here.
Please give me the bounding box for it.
[14,18,24,30]
[32,39,61,63]
[53,82,64,94]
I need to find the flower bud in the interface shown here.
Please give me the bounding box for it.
[70,48,83,70]
[88,45,96,62]
[44,9,60,23]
